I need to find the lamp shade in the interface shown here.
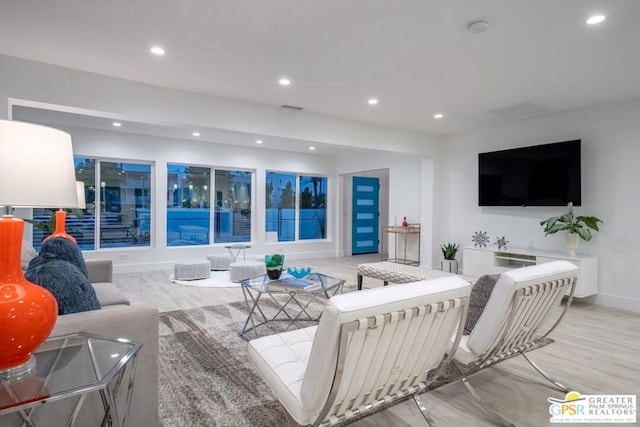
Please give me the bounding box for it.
[0,120,77,208]
[76,181,86,209]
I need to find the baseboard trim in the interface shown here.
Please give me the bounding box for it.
[112,250,340,274]
[594,292,640,314]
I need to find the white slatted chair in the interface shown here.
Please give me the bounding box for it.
[451,260,578,426]
[248,276,471,426]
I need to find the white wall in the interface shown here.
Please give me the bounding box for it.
[0,55,441,155]
[437,98,640,312]
[0,55,443,272]
[336,150,433,265]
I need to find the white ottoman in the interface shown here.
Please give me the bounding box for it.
[206,254,233,271]
[174,260,211,280]
[229,260,266,282]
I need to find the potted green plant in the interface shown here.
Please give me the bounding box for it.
[440,243,460,274]
[540,202,602,255]
[265,253,285,280]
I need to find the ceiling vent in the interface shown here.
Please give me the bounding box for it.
[490,102,547,118]
[280,104,304,111]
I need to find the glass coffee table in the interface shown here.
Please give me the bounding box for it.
[239,272,345,340]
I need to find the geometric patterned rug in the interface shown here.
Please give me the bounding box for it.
[158,300,317,426]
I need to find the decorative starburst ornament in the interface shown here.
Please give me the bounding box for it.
[495,236,509,251]
[472,231,490,248]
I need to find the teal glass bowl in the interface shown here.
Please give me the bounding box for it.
[286,266,312,279]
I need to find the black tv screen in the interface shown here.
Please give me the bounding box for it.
[478,140,581,206]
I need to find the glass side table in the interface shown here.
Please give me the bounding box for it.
[0,333,142,427]
[225,243,251,261]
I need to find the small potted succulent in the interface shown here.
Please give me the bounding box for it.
[540,202,602,255]
[265,253,285,280]
[440,243,460,274]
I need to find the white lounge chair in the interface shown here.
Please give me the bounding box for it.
[248,276,471,426]
[451,260,578,426]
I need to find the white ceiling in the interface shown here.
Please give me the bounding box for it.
[1,0,640,136]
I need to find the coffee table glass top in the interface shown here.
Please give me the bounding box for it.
[240,272,345,295]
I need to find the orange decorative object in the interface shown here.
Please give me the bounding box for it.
[0,216,58,376]
[43,210,76,243]
[402,216,409,227]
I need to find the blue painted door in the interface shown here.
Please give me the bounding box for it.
[352,176,379,254]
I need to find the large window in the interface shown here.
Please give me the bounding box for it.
[100,161,152,248]
[266,172,327,241]
[215,170,252,243]
[299,176,327,240]
[167,164,211,246]
[32,157,96,250]
[32,158,152,250]
[266,172,296,242]
[166,166,252,246]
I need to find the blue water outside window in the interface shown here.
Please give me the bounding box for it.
[214,169,251,243]
[299,176,327,239]
[167,164,211,246]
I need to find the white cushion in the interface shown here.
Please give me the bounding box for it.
[174,260,211,280]
[229,260,266,282]
[451,335,478,365]
[206,254,233,270]
[465,260,578,358]
[247,326,317,424]
[21,240,38,272]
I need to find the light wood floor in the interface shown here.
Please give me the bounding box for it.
[114,254,640,427]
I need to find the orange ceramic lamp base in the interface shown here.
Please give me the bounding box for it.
[43,210,76,243]
[0,216,58,380]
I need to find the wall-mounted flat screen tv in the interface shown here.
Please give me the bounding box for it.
[478,139,581,206]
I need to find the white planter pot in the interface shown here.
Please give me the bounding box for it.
[565,233,580,256]
[441,259,459,274]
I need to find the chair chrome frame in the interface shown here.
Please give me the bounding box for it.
[305,296,469,427]
[453,276,577,427]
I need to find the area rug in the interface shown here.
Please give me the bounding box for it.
[168,270,239,288]
[157,301,553,426]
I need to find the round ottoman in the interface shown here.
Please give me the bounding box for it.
[174,260,211,280]
[206,254,233,271]
[229,260,266,282]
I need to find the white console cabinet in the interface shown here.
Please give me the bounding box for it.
[462,246,597,298]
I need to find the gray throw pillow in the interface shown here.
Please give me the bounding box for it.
[26,255,101,315]
[464,274,501,335]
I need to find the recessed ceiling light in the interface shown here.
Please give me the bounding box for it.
[192,132,200,137]
[150,46,165,56]
[112,122,122,127]
[256,139,263,144]
[586,15,606,25]
[368,98,379,105]
[279,78,291,86]
[434,113,444,119]
[309,146,316,151]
